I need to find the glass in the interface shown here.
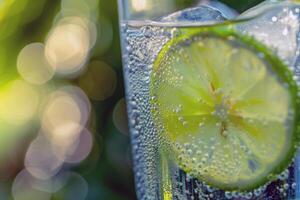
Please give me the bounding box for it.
[118,0,300,199]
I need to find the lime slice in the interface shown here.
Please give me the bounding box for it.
[150,27,300,191]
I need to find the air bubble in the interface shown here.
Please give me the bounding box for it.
[272,16,278,22]
[142,26,152,38]
[282,27,289,36]
[199,122,204,128]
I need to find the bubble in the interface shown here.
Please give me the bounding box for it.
[245,192,253,199]
[0,79,39,125]
[78,61,117,100]
[113,98,129,135]
[17,43,54,85]
[142,26,152,38]
[272,16,278,22]
[225,191,232,199]
[238,2,299,66]
[199,122,204,128]
[282,27,289,36]
[277,169,289,180]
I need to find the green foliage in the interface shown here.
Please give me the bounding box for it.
[175,0,197,8]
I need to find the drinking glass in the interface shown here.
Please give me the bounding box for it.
[118,0,300,199]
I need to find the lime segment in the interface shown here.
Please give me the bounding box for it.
[150,28,299,191]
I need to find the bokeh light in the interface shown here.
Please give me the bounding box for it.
[52,172,88,200]
[12,170,52,200]
[17,43,54,85]
[61,0,90,19]
[41,86,90,133]
[0,46,7,78]
[12,170,88,200]
[0,79,39,125]
[24,133,63,180]
[131,0,148,12]
[0,0,13,23]
[0,183,9,199]
[45,122,82,163]
[61,0,99,21]
[61,127,93,164]
[113,98,129,136]
[41,86,91,162]
[93,17,113,56]
[31,172,69,194]
[41,91,82,133]
[0,0,137,199]
[54,16,97,48]
[78,61,117,101]
[45,17,93,77]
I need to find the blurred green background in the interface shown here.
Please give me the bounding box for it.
[0,0,264,200]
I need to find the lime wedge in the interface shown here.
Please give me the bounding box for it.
[150,27,300,191]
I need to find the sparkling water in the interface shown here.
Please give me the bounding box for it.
[237,1,300,73]
[120,3,300,200]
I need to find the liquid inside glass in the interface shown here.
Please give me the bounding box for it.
[120,1,300,199]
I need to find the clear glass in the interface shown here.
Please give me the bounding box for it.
[118,0,300,199]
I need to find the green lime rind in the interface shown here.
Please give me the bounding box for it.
[150,26,300,191]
